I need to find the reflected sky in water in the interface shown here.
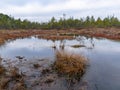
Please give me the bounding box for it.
[0,36,120,90]
[0,37,55,59]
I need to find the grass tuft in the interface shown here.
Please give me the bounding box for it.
[53,51,88,81]
[71,45,85,48]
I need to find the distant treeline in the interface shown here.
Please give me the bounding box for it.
[0,13,120,30]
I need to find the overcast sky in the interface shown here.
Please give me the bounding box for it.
[0,0,120,22]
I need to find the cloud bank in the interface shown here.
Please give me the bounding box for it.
[0,0,120,22]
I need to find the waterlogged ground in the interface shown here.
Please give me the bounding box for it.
[0,36,120,90]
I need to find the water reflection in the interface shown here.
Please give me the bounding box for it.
[0,37,54,59]
[1,36,120,62]
[0,36,120,90]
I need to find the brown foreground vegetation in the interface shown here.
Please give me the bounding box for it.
[0,28,119,90]
[71,45,86,48]
[0,58,27,90]
[0,50,88,90]
[53,51,88,81]
[0,28,120,44]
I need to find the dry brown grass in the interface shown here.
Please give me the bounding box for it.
[0,57,9,90]
[0,65,27,90]
[12,82,27,90]
[0,66,6,75]
[0,39,5,44]
[71,45,85,48]
[38,35,74,41]
[0,77,11,89]
[53,51,88,81]
[0,28,120,45]
[0,57,6,75]
[0,30,77,44]
[9,67,22,79]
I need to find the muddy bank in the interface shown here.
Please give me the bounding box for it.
[79,28,120,40]
[0,50,88,90]
[0,32,120,90]
[0,28,120,44]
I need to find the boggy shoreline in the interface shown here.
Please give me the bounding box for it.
[0,28,120,44]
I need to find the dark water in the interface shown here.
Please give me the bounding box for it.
[0,36,120,90]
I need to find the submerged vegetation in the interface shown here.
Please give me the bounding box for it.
[0,58,27,90]
[0,13,120,30]
[53,51,88,81]
[0,12,119,90]
[0,50,88,90]
[71,45,86,48]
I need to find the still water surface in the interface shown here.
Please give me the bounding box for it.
[0,36,120,90]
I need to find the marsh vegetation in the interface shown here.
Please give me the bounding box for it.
[0,59,27,90]
[0,49,88,90]
[0,13,120,90]
[0,35,120,90]
[53,51,88,81]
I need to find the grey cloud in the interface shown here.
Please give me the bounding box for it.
[0,0,120,22]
